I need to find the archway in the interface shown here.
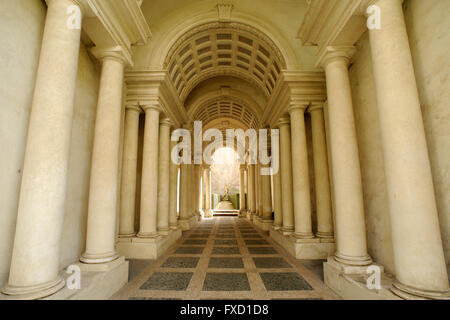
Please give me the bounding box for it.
[209,147,242,216]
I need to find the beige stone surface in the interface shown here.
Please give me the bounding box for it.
[1,0,449,301]
[289,104,313,239]
[368,0,448,297]
[81,53,125,264]
[350,32,395,274]
[0,0,46,288]
[404,0,450,265]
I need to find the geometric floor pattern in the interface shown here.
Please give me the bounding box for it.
[111,217,340,300]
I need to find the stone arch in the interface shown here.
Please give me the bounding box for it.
[187,88,262,129]
[161,21,289,102]
[146,10,298,71]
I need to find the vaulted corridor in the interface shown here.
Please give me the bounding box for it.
[112,217,339,300]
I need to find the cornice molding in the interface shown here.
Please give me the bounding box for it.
[316,46,357,69]
[124,70,188,128]
[262,70,326,128]
[82,0,151,66]
[298,0,369,67]
[91,46,131,66]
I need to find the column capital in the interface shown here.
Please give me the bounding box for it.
[160,117,173,128]
[288,102,309,114]
[277,117,291,127]
[239,164,247,171]
[142,104,161,113]
[317,46,356,69]
[125,104,142,113]
[46,0,89,15]
[308,103,324,113]
[91,46,131,67]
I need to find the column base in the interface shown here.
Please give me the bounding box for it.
[116,229,182,260]
[293,232,315,239]
[80,251,120,264]
[280,226,294,236]
[1,276,65,300]
[269,228,335,260]
[323,257,400,300]
[47,257,128,300]
[178,216,199,230]
[334,251,372,266]
[0,258,129,300]
[391,281,450,300]
[119,232,136,238]
[157,227,171,236]
[254,217,273,231]
[316,231,334,239]
[204,209,213,219]
[272,223,282,231]
[136,231,160,239]
[239,210,247,218]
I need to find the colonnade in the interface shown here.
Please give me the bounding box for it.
[269,107,334,240]
[312,0,448,298]
[2,0,448,301]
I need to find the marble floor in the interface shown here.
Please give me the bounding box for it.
[111,217,340,300]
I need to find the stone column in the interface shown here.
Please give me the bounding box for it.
[309,104,334,239]
[258,165,264,217]
[245,166,250,214]
[239,165,246,215]
[169,139,179,230]
[368,0,449,298]
[119,105,141,237]
[137,105,160,238]
[261,164,273,221]
[2,0,83,299]
[248,165,256,216]
[203,165,213,218]
[81,48,127,264]
[157,118,172,234]
[272,163,283,229]
[320,46,371,266]
[289,103,314,239]
[195,165,202,217]
[254,165,260,216]
[278,118,295,233]
[179,163,191,223]
[189,164,195,217]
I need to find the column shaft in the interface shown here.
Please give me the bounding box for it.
[250,165,257,215]
[239,166,246,215]
[369,0,449,297]
[119,106,141,237]
[81,54,125,264]
[179,164,190,220]
[169,140,179,229]
[204,166,212,217]
[321,47,371,265]
[137,106,160,238]
[157,119,172,233]
[261,165,273,220]
[309,105,334,238]
[3,0,82,298]
[245,167,250,214]
[279,118,295,232]
[255,166,259,216]
[289,105,314,238]
[194,165,201,216]
[273,164,283,228]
